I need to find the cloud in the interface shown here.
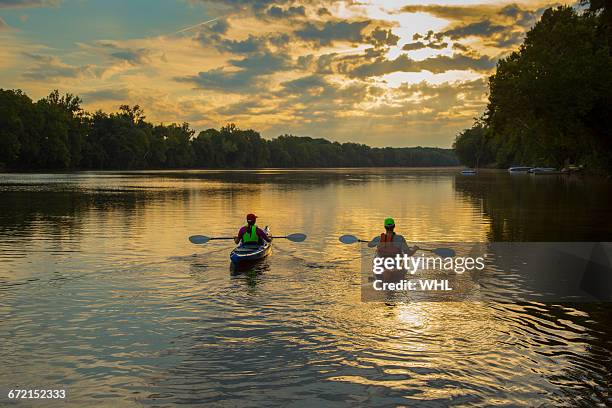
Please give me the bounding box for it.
[192,0,301,16]
[402,3,548,49]
[220,35,267,53]
[209,18,229,34]
[402,41,448,51]
[279,74,328,94]
[442,20,507,40]
[0,16,8,29]
[367,27,399,48]
[194,16,291,55]
[22,52,92,80]
[399,4,499,21]
[93,41,151,64]
[295,20,371,47]
[402,41,426,51]
[251,77,489,146]
[176,51,290,91]
[266,5,306,19]
[349,53,496,78]
[453,43,469,52]
[211,33,290,55]
[317,7,331,17]
[0,0,59,8]
[82,88,129,102]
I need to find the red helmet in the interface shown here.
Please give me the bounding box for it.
[246,213,257,222]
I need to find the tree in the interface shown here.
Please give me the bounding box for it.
[453,123,491,168]
[0,90,460,171]
[456,5,612,171]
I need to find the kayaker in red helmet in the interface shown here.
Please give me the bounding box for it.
[235,214,272,246]
[377,217,417,257]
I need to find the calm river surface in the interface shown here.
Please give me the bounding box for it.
[0,169,610,406]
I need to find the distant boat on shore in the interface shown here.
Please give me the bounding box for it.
[561,165,584,174]
[460,169,477,175]
[529,167,563,175]
[508,166,532,173]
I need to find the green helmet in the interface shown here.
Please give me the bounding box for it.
[384,217,395,227]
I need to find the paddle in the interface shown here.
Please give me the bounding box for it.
[189,233,307,245]
[338,234,456,257]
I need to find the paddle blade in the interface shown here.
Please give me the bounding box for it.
[189,235,211,244]
[432,248,456,258]
[286,233,307,242]
[339,235,359,244]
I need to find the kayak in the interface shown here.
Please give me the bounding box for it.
[230,226,272,264]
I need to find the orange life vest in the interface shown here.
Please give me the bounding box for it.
[378,232,400,256]
[381,232,394,242]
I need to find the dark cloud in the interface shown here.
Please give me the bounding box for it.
[402,41,426,51]
[279,74,328,94]
[217,33,290,54]
[266,5,306,19]
[217,99,273,116]
[367,27,399,48]
[82,88,129,102]
[295,20,370,47]
[404,2,546,29]
[297,48,376,76]
[229,51,288,71]
[196,19,289,55]
[220,35,268,54]
[0,0,59,8]
[210,18,229,34]
[176,51,290,91]
[403,3,548,49]
[193,0,309,17]
[22,52,90,80]
[269,33,290,48]
[178,67,255,91]
[452,43,469,52]
[402,41,448,51]
[317,7,331,17]
[399,4,498,21]
[94,41,151,64]
[419,54,496,73]
[499,4,542,28]
[442,20,507,40]
[491,30,526,48]
[349,53,496,78]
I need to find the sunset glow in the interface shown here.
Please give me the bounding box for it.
[0,0,572,147]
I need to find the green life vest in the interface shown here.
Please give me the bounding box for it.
[242,225,259,244]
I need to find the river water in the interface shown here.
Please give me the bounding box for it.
[0,169,610,406]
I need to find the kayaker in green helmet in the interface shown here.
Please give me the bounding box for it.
[235,213,272,246]
[376,217,417,257]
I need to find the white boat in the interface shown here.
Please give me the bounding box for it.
[460,169,477,175]
[529,167,563,175]
[508,166,532,173]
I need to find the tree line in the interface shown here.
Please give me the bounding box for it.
[0,89,458,170]
[453,1,612,172]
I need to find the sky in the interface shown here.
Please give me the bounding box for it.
[0,0,572,147]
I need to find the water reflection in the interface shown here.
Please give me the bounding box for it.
[0,169,610,406]
[453,171,612,241]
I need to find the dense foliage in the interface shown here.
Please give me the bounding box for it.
[0,89,458,170]
[453,3,612,172]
